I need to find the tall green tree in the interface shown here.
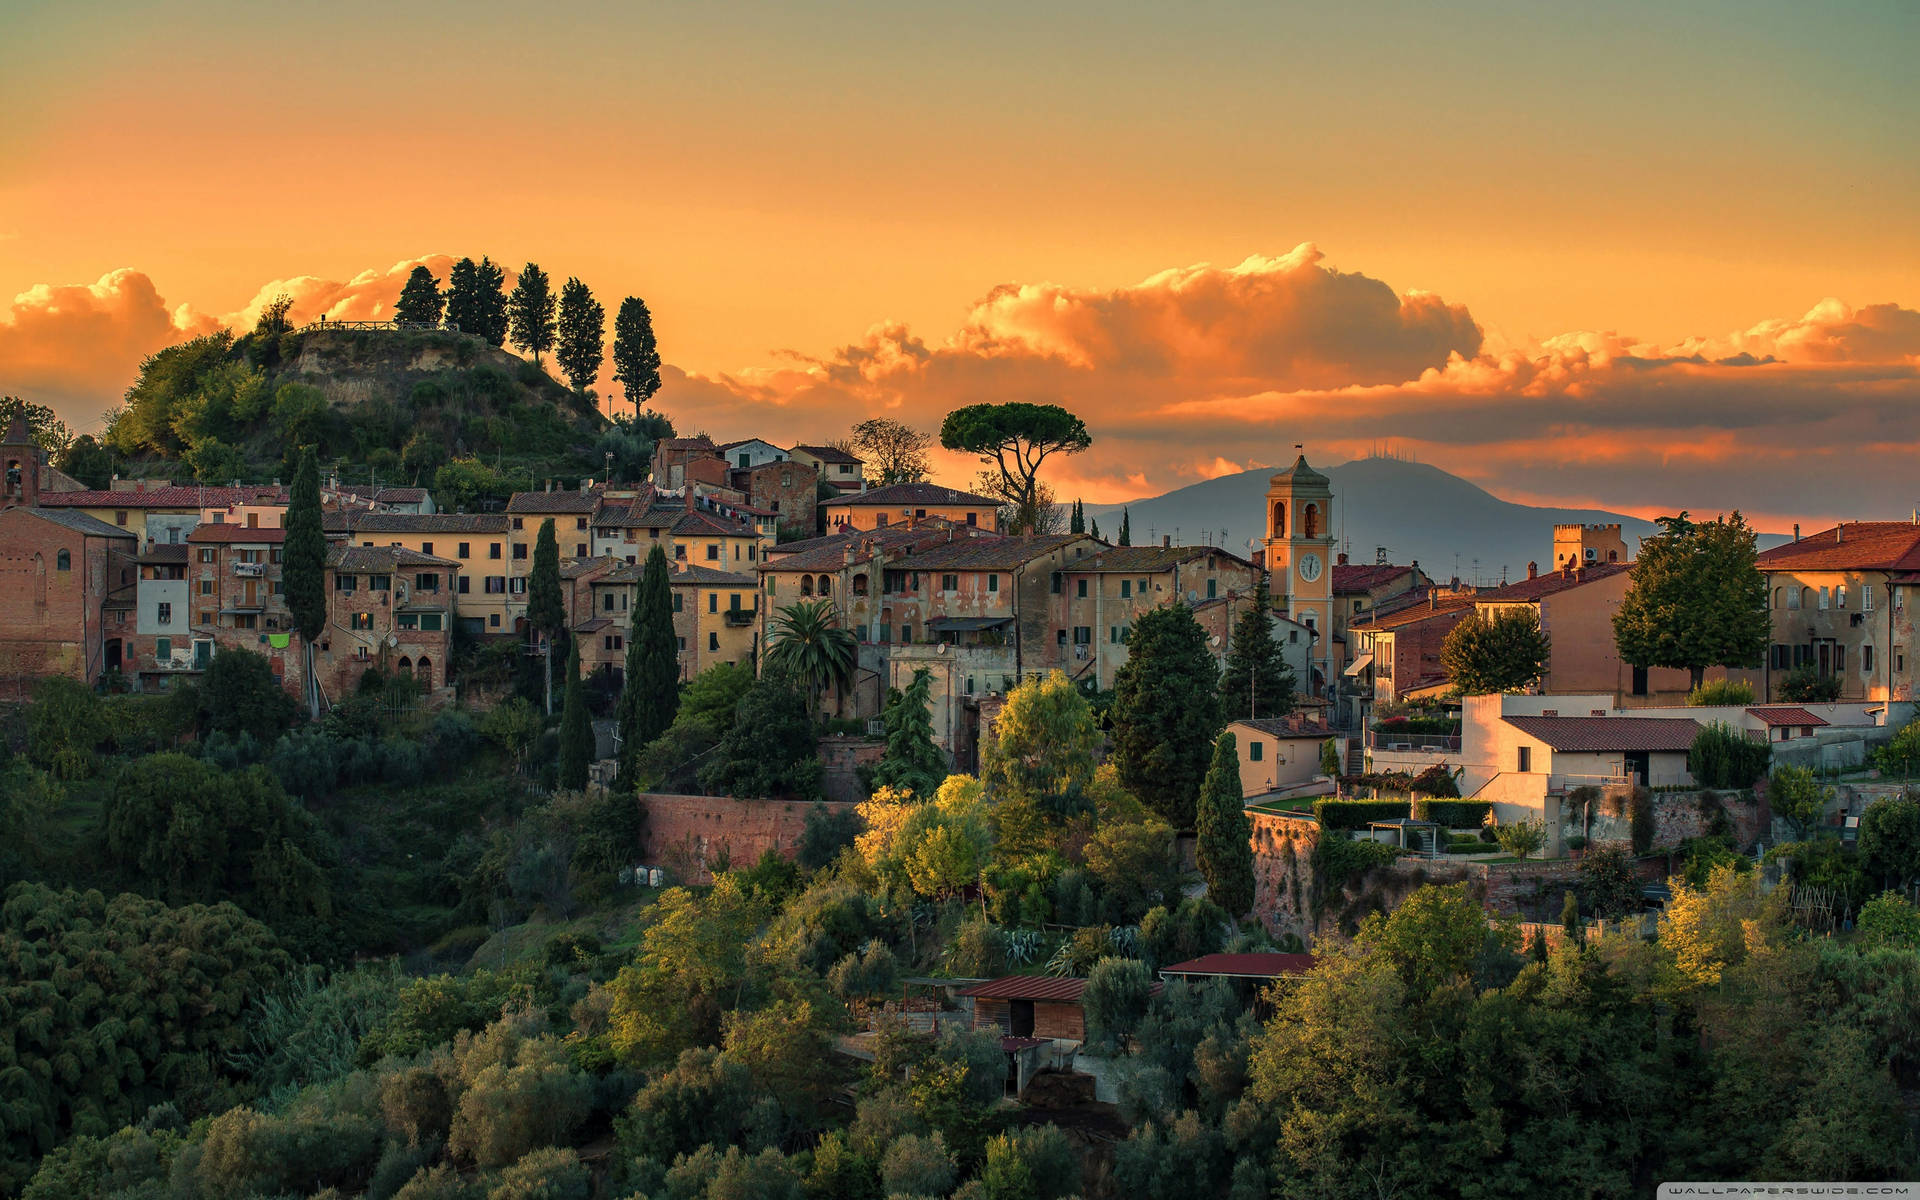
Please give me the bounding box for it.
[284,448,328,719]
[617,545,680,788]
[766,599,858,718]
[1118,507,1132,546]
[558,640,594,790]
[1441,607,1552,695]
[612,296,663,413]
[393,264,444,328]
[1196,732,1255,915]
[1112,604,1224,829]
[1614,512,1769,690]
[870,668,947,797]
[527,519,565,715]
[849,418,932,486]
[1220,575,1295,719]
[476,256,510,346]
[981,670,1099,819]
[555,276,605,396]
[1069,499,1085,534]
[939,402,1091,535]
[444,256,482,334]
[698,671,823,799]
[507,261,557,366]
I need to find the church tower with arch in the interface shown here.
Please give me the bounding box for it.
[1263,451,1335,684]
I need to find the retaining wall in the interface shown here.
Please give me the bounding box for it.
[638,792,860,885]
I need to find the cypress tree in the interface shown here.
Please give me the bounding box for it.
[555,277,605,396]
[1090,517,1102,540]
[476,256,509,346]
[507,261,556,365]
[1196,731,1255,916]
[1118,508,1132,546]
[558,640,593,790]
[611,296,663,413]
[617,545,680,788]
[393,265,443,328]
[527,519,565,715]
[1111,604,1222,828]
[444,257,480,334]
[870,668,947,797]
[1220,575,1295,720]
[1069,499,1085,534]
[283,449,328,719]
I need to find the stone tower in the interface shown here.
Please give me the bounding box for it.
[1,413,40,509]
[1262,453,1335,642]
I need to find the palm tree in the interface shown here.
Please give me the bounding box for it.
[766,599,858,719]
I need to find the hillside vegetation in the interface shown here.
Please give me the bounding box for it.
[101,321,664,504]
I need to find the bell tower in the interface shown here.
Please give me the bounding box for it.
[1,413,40,509]
[1262,450,1334,642]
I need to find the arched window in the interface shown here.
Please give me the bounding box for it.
[1271,502,1286,538]
[1789,587,1803,610]
[1302,503,1320,539]
[1607,550,1618,562]
[801,576,814,596]
[55,549,71,571]
[852,573,869,596]
[1800,587,1812,610]
[397,656,412,674]
[1773,586,1782,609]
[415,656,432,687]
[818,576,832,597]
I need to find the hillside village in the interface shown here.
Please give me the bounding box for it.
[3,358,1919,1195]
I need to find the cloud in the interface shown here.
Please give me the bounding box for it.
[223,254,472,329]
[0,269,219,426]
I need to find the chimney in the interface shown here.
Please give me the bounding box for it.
[1793,523,1800,542]
[1337,552,1349,566]
[1837,526,1844,544]
[1162,534,1171,548]
[1527,561,1538,579]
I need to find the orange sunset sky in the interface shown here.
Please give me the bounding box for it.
[2,0,1915,525]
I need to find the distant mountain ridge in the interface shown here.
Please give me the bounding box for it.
[1083,457,1787,584]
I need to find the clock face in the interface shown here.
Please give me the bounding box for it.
[1298,552,1322,583]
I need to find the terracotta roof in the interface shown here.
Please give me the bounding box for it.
[826,482,1000,508]
[325,512,510,534]
[761,527,959,573]
[1756,523,1920,573]
[596,500,684,529]
[138,543,190,563]
[1474,561,1629,603]
[559,557,619,580]
[1333,563,1418,594]
[659,436,718,451]
[187,523,285,543]
[573,617,614,634]
[1160,952,1317,979]
[1503,715,1703,753]
[40,485,287,509]
[1231,716,1335,740]
[1071,545,1255,574]
[671,563,758,587]
[902,534,1093,570]
[12,507,137,538]
[1747,706,1830,728]
[1269,454,1329,486]
[791,443,861,464]
[327,545,462,570]
[1350,596,1475,631]
[333,484,430,505]
[673,509,756,538]
[507,489,602,514]
[958,976,1090,1002]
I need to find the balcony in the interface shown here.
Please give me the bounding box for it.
[723,610,755,626]
[233,562,267,578]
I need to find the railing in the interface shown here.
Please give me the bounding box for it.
[723,610,754,626]
[233,562,267,577]
[1366,731,1460,751]
[300,319,462,333]
[1548,773,1631,793]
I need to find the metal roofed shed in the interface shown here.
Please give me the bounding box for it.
[1159,953,1317,981]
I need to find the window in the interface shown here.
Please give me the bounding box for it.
[1121,580,1132,598]
[1518,745,1532,773]
[747,544,756,562]
[965,675,976,695]
[1773,586,1783,609]
[1056,629,1067,645]
[512,517,524,530]
[155,636,171,659]
[729,593,743,611]
[156,602,172,624]
[397,613,419,630]
[1139,578,1150,594]
[489,543,502,560]
[576,517,587,530]
[706,544,719,561]
[1899,650,1907,673]
[351,612,373,630]
[1206,578,1217,599]
[513,543,528,561]
[677,636,686,651]
[1837,585,1847,609]
[422,542,433,556]
[781,472,792,487]
[489,614,501,627]
[1076,578,1087,598]
[55,549,70,571]
[878,624,891,643]
[509,577,527,595]
[199,579,214,595]
[199,548,216,563]
[1787,587,1801,610]
[675,544,687,560]
[485,576,506,593]
[1289,629,1299,643]
[1770,644,1790,670]
[965,512,977,526]
[603,593,614,612]
[457,576,470,594]
[1050,571,1062,594]
[338,574,358,592]
[1864,646,1876,673]
[458,542,470,558]
[1835,645,1846,672]
[368,574,391,591]
[1631,665,1649,696]
[987,574,999,593]
[942,574,958,592]
[708,592,718,613]
[270,548,283,564]
[1865,584,1875,612]
[672,593,684,613]
[114,510,128,526]
[1819,586,1830,610]
[1072,626,1091,644]
[875,513,889,527]
[708,631,719,651]
[1250,742,1264,762]
[420,614,442,632]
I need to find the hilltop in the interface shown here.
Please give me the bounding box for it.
[95,324,661,502]
[1085,456,1788,581]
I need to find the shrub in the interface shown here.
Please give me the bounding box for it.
[1874,718,1920,781]
[1083,957,1155,1052]
[1579,847,1641,919]
[447,1038,591,1167]
[487,1146,590,1200]
[1859,793,1920,887]
[616,1048,761,1166]
[1413,799,1491,828]
[980,1124,1080,1200]
[1493,820,1546,861]
[1856,892,1920,950]
[1311,834,1404,899]
[1688,722,1771,789]
[392,1164,482,1200]
[880,1132,957,1197]
[1320,739,1342,776]
[1313,798,1410,830]
[945,916,1008,978]
[183,1106,384,1199]
[1687,678,1756,706]
[1779,666,1842,703]
[1410,764,1460,798]
[1629,790,1656,855]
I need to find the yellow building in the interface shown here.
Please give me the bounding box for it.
[822,482,1001,532]
[327,511,518,635]
[41,484,288,548]
[585,561,759,682]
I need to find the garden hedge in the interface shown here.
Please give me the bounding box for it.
[1414,799,1492,828]
[1314,798,1412,830]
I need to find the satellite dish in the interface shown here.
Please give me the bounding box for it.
[387,635,399,648]
[936,643,948,655]
[1187,589,1199,603]
[1209,635,1221,647]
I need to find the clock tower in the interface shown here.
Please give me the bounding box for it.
[1263,452,1335,656]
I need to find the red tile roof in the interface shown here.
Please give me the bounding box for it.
[1756,523,1920,572]
[1231,716,1336,740]
[187,524,285,543]
[40,485,287,508]
[957,976,1089,1002]
[1503,715,1703,752]
[1747,706,1830,728]
[1160,952,1317,979]
[827,482,1000,508]
[1350,596,1475,631]
[507,489,602,514]
[901,534,1090,570]
[1333,563,1417,594]
[1474,561,1629,603]
[792,443,862,464]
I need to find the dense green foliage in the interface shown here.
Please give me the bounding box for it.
[1312,797,1409,829]
[618,545,682,789]
[698,673,823,799]
[1218,575,1294,720]
[1195,733,1254,916]
[557,641,593,791]
[507,262,557,366]
[1613,511,1770,688]
[1688,720,1772,787]
[765,599,857,715]
[1688,677,1756,705]
[395,264,445,328]
[611,296,663,411]
[554,276,605,395]
[938,402,1091,534]
[1440,606,1551,694]
[870,668,947,798]
[1111,604,1223,829]
[1779,665,1844,702]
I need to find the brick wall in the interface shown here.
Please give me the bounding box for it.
[0,513,118,697]
[639,792,860,885]
[819,736,884,802]
[735,460,819,535]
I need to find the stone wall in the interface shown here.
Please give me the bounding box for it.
[819,737,885,803]
[1561,785,1771,852]
[1249,812,1318,943]
[639,793,861,885]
